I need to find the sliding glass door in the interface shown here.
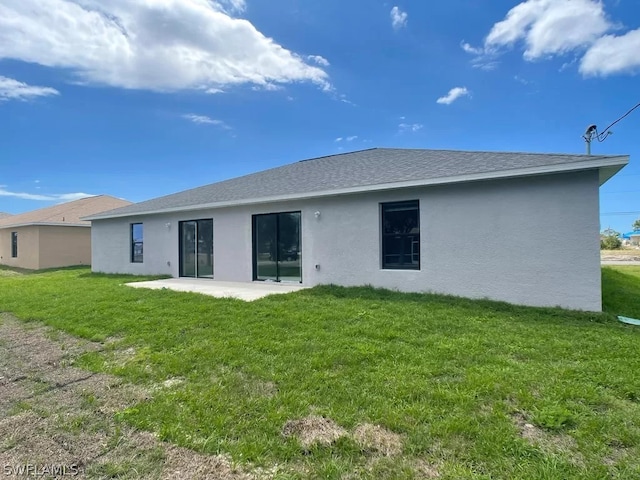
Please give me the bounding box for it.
[253,211,301,283]
[179,219,213,278]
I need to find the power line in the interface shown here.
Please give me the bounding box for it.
[597,101,640,142]
[601,211,640,216]
[583,101,640,153]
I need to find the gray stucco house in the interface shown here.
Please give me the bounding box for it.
[86,148,628,311]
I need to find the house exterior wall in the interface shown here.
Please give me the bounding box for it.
[38,226,92,269]
[0,226,40,270]
[91,170,602,311]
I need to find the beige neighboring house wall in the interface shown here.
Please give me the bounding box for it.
[38,226,92,269]
[0,195,131,270]
[0,226,40,270]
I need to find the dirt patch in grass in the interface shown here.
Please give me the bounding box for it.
[282,415,348,448]
[511,411,584,466]
[0,313,284,479]
[601,249,640,261]
[353,423,403,456]
[162,442,253,480]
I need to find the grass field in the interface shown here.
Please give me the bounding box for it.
[0,266,639,479]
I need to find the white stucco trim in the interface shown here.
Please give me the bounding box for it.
[85,156,628,221]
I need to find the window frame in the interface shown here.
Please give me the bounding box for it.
[10,231,17,258]
[130,223,143,263]
[380,200,420,270]
[251,211,302,283]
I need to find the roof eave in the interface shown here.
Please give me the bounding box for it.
[0,222,90,229]
[85,156,629,221]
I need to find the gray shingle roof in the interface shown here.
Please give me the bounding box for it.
[88,148,628,220]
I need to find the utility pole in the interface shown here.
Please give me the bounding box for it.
[583,124,596,155]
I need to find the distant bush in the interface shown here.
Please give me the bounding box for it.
[601,229,622,250]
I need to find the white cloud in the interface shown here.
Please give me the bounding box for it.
[0,76,59,101]
[461,42,500,70]
[474,60,500,71]
[0,0,330,92]
[251,82,283,92]
[335,135,358,142]
[460,41,483,55]
[471,1,640,77]
[485,0,611,59]
[580,28,640,76]
[182,114,229,128]
[390,6,408,30]
[0,188,93,202]
[398,123,423,133]
[337,93,355,106]
[335,137,343,142]
[436,87,470,105]
[308,55,330,67]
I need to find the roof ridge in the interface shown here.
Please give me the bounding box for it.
[297,147,379,162]
[365,147,628,158]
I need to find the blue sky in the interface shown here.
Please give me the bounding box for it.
[1,0,639,233]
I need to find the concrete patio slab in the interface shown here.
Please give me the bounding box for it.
[126,278,307,301]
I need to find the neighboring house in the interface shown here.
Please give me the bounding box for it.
[628,232,640,246]
[0,195,131,270]
[86,148,628,311]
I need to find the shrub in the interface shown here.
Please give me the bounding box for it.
[601,231,622,250]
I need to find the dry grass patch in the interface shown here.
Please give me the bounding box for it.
[161,442,252,480]
[0,313,290,479]
[413,459,441,478]
[161,377,185,389]
[353,423,403,457]
[282,415,348,448]
[512,412,584,466]
[211,366,279,399]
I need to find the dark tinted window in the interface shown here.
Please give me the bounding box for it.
[11,232,17,258]
[131,223,143,263]
[381,201,419,270]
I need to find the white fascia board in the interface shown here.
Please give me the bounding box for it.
[86,156,629,221]
[0,222,90,229]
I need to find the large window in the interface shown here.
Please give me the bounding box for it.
[11,232,17,258]
[179,219,213,278]
[131,223,143,263]
[381,200,420,270]
[253,211,301,283]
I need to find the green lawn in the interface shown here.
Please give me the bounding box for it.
[1,266,640,479]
